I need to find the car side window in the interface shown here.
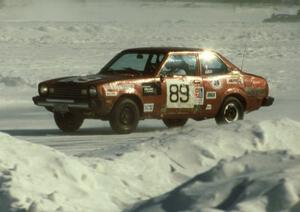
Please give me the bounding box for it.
[199,52,228,75]
[150,54,165,64]
[142,53,165,75]
[160,54,197,76]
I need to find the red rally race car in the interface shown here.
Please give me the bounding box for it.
[33,47,274,134]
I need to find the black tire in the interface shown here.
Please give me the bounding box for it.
[54,112,84,132]
[109,98,140,134]
[215,97,244,125]
[162,118,188,128]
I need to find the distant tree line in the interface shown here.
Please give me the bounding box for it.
[0,0,299,6]
[208,0,300,4]
[140,0,300,4]
[0,0,33,8]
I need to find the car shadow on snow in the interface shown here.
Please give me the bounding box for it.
[1,126,165,137]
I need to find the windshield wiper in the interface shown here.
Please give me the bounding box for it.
[121,67,142,75]
[100,68,116,75]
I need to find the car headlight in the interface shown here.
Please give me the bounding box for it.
[39,85,48,95]
[89,86,98,97]
[81,89,88,95]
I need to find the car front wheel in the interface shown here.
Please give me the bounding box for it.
[163,118,188,128]
[109,98,140,134]
[215,97,244,124]
[54,112,84,132]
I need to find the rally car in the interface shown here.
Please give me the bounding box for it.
[33,47,274,134]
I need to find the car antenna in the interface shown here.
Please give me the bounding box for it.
[240,45,247,72]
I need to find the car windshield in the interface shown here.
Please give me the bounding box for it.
[100,52,165,75]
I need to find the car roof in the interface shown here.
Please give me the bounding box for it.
[123,47,205,54]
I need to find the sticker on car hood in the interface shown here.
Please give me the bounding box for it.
[59,75,104,83]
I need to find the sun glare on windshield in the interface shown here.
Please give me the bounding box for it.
[200,51,215,61]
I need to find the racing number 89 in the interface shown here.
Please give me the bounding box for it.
[169,84,189,103]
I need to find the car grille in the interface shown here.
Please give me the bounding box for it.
[48,86,85,99]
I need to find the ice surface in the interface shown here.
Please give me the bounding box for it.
[0,1,299,117]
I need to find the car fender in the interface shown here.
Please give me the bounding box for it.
[101,82,144,116]
[112,94,144,117]
[221,87,248,111]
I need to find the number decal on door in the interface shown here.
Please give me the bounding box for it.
[169,84,190,103]
[167,79,199,108]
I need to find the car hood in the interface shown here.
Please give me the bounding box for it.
[42,74,129,86]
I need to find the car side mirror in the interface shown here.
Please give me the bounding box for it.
[137,54,144,59]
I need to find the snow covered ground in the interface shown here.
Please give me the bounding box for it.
[2,119,300,211]
[0,0,300,211]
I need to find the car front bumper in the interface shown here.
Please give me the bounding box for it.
[32,96,101,111]
[262,96,274,107]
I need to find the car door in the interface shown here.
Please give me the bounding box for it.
[199,51,230,116]
[159,52,205,116]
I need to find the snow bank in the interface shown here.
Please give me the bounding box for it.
[1,119,300,211]
[127,150,300,212]
[0,133,135,212]
[0,23,120,45]
[0,74,33,87]
[120,118,300,211]
[106,118,300,178]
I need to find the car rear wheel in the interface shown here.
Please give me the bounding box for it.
[109,98,140,134]
[163,118,188,128]
[54,112,84,132]
[215,97,244,125]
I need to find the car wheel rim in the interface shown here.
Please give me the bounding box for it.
[120,106,134,125]
[224,103,239,123]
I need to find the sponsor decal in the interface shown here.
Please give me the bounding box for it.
[143,86,154,94]
[256,88,265,95]
[227,78,242,85]
[59,75,104,83]
[206,91,217,99]
[245,87,255,96]
[206,104,212,110]
[245,87,265,96]
[144,103,154,112]
[227,72,244,85]
[194,83,204,105]
[117,84,135,93]
[117,84,134,90]
[205,69,213,75]
[211,79,222,89]
[142,83,161,96]
[105,90,118,97]
[103,83,135,94]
